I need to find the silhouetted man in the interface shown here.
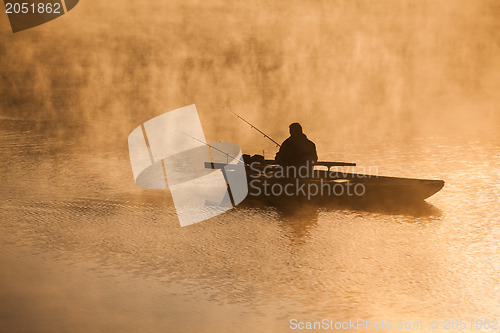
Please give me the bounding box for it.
[275,123,318,167]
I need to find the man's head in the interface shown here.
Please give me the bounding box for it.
[289,122,303,137]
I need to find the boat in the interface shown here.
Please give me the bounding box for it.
[231,157,444,205]
[219,109,445,206]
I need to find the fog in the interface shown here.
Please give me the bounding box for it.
[1,0,499,152]
[1,3,499,331]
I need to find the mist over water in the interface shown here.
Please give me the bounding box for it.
[1,0,499,150]
[1,1,499,332]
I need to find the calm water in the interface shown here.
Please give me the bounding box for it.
[2,0,500,331]
[0,118,499,332]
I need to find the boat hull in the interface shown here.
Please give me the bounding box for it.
[245,172,444,205]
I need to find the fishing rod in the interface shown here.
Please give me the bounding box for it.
[176,130,246,165]
[224,106,281,147]
[224,107,357,169]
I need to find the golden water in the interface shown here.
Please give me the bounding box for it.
[1,0,499,332]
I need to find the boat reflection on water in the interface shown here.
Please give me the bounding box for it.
[239,196,442,251]
[242,195,441,219]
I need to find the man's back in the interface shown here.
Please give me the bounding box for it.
[275,123,318,167]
